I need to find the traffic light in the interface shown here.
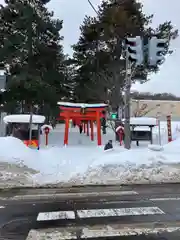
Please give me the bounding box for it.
[126,36,144,66]
[111,113,117,119]
[148,37,167,66]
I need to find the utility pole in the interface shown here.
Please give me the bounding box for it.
[124,49,132,149]
[124,36,144,149]
[157,112,161,146]
[28,5,33,144]
[123,35,168,149]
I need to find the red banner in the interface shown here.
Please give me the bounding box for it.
[167,115,172,142]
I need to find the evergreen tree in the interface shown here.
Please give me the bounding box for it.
[0,0,67,116]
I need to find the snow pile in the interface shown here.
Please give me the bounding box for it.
[29,146,102,185]
[148,144,164,151]
[0,137,40,187]
[0,161,38,187]
[163,137,180,155]
[0,137,35,163]
[0,137,102,186]
[69,147,180,185]
[70,163,180,185]
[149,121,180,145]
[1,124,180,187]
[27,226,180,240]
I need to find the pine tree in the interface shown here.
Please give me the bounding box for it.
[0,0,67,115]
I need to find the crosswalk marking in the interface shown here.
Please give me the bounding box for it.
[36,206,164,221]
[37,211,75,221]
[77,207,164,218]
[150,197,180,201]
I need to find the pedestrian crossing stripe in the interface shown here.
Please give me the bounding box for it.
[36,206,165,221]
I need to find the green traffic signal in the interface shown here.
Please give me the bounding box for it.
[111,113,117,119]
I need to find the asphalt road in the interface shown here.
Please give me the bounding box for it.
[1,183,180,239]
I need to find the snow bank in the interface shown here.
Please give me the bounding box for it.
[148,144,164,151]
[30,146,101,184]
[27,226,180,240]
[1,125,180,187]
[163,138,180,155]
[0,137,34,162]
[0,137,102,185]
[68,132,180,185]
[68,145,180,185]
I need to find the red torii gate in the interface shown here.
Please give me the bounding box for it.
[57,102,107,146]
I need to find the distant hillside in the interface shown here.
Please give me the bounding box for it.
[131,92,180,101]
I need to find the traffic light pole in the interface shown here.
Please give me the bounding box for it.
[124,49,132,149]
[28,11,33,144]
[123,36,167,149]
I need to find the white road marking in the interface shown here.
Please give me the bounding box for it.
[36,206,164,221]
[0,206,5,208]
[37,211,75,221]
[103,190,139,195]
[150,197,180,201]
[27,226,180,239]
[1,190,138,200]
[77,207,165,218]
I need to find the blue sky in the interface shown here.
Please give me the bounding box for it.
[1,0,180,95]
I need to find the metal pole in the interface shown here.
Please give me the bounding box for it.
[156,111,161,145]
[29,106,33,144]
[28,10,33,144]
[136,100,140,116]
[158,118,161,145]
[37,124,40,150]
[124,49,131,149]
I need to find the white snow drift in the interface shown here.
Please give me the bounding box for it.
[0,127,180,186]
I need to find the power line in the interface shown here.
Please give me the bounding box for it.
[87,0,98,14]
[88,0,129,14]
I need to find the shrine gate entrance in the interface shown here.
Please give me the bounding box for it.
[57,102,107,146]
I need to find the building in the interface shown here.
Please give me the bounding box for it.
[131,99,180,120]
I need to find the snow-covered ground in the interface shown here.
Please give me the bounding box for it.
[27,226,180,240]
[0,120,180,187]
